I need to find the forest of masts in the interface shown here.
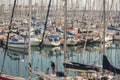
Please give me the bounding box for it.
[0,0,120,18]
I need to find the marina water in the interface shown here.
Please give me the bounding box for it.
[0,41,120,78]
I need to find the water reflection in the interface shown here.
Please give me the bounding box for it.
[0,41,120,78]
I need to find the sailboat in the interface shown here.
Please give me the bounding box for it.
[100,0,120,79]
[0,0,26,79]
[3,33,28,48]
[63,0,101,74]
[31,0,85,80]
[43,35,62,47]
[3,28,41,49]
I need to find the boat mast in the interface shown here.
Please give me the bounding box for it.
[41,0,43,20]
[27,0,32,80]
[71,0,74,26]
[55,0,58,27]
[102,0,106,74]
[59,0,62,23]
[64,0,67,76]
[0,0,1,16]
[118,0,120,23]
[0,0,4,16]
[103,0,106,55]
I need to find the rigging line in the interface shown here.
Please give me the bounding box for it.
[78,0,88,33]
[1,0,17,73]
[81,0,92,63]
[107,0,114,24]
[79,0,88,63]
[81,0,87,21]
[39,0,52,51]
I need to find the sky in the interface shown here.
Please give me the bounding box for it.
[0,0,120,10]
[1,0,85,6]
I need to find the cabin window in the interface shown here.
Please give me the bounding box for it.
[54,38,58,41]
[11,36,19,42]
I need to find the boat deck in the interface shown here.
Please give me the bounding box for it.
[66,68,97,73]
[0,74,25,80]
[32,70,74,80]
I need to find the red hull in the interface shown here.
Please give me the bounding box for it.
[0,77,14,80]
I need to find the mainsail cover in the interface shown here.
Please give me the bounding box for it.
[63,61,101,72]
[103,55,120,74]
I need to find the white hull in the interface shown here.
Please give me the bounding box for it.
[3,41,28,49]
[113,34,120,40]
[105,36,113,42]
[61,39,78,46]
[43,41,61,47]
[43,35,61,46]
[66,41,78,46]
[114,36,120,40]
[30,38,41,46]
[3,39,41,48]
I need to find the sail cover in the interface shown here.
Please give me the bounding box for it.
[63,61,101,72]
[103,55,120,74]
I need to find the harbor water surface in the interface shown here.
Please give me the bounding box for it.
[0,41,120,78]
